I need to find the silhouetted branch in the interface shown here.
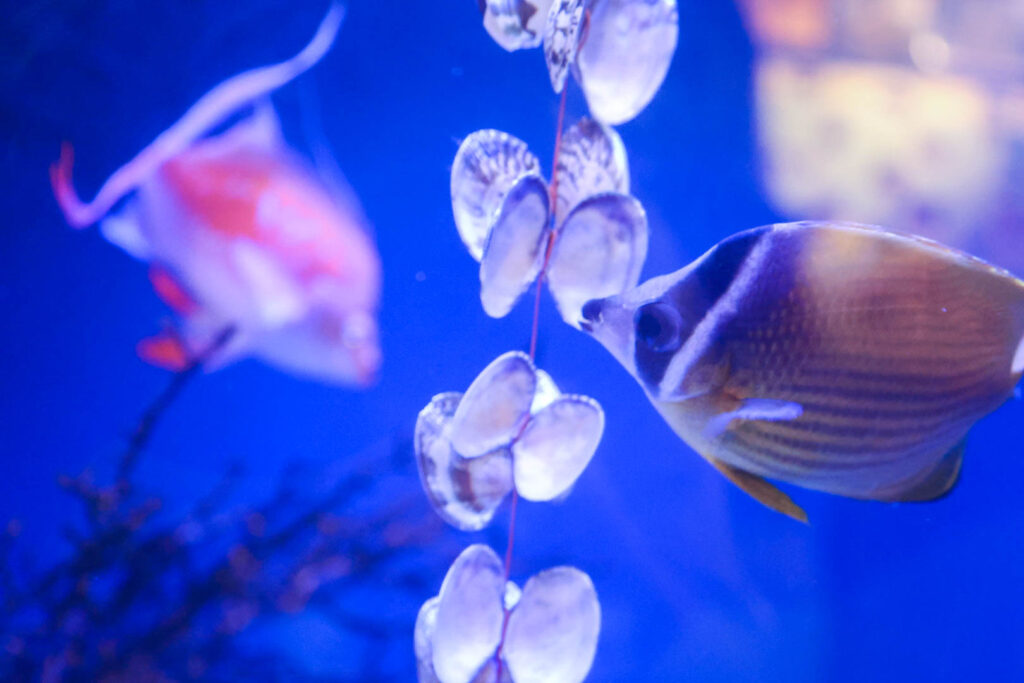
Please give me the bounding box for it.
[119,325,236,481]
[0,434,448,681]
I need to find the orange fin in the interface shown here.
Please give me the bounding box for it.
[138,332,190,372]
[149,266,200,316]
[708,457,809,523]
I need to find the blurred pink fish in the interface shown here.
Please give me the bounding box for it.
[50,5,382,386]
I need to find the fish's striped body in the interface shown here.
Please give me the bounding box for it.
[582,222,1024,518]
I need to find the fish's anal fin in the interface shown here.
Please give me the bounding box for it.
[138,331,190,372]
[705,397,804,439]
[709,457,809,523]
[881,440,965,503]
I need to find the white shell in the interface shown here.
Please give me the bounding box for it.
[502,566,601,683]
[554,118,629,226]
[481,0,555,51]
[415,393,514,531]
[547,193,648,327]
[543,0,586,93]
[575,0,679,124]
[450,352,538,458]
[431,545,506,683]
[530,369,561,414]
[479,174,551,318]
[511,394,604,502]
[415,597,443,683]
[452,130,542,262]
[503,581,523,612]
[468,659,511,683]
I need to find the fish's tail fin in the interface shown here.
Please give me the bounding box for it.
[49,3,345,230]
[1012,280,1024,385]
[1013,330,1024,383]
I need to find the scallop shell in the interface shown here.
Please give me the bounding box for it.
[452,130,542,262]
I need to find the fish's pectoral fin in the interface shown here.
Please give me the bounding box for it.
[137,329,190,372]
[704,397,804,439]
[878,439,965,503]
[708,457,809,523]
[148,265,200,316]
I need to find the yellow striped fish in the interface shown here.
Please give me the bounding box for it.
[580,222,1024,522]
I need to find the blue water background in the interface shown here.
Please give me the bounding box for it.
[1,1,1022,680]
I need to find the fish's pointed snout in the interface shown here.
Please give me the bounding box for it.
[578,295,638,378]
[579,298,604,333]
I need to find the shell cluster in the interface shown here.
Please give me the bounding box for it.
[478,0,679,124]
[414,3,679,680]
[451,122,648,326]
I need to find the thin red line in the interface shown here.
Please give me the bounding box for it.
[548,84,570,237]
[527,86,569,362]
[502,488,519,578]
[495,83,570,679]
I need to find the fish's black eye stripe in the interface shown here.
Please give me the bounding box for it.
[633,227,769,394]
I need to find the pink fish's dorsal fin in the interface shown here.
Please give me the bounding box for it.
[225,99,283,152]
[49,3,345,230]
[184,98,284,162]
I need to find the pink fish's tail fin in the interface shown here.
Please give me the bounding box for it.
[50,142,100,229]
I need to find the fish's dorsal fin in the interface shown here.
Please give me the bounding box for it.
[50,4,344,229]
[774,221,1024,290]
[206,98,283,154]
[878,440,965,503]
[708,457,808,523]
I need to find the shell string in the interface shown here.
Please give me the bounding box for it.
[494,82,569,677]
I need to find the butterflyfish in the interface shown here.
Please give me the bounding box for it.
[580,221,1024,521]
[50,4,382,386]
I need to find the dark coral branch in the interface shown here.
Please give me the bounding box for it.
[1,435,447,681]
[119,325,236,481]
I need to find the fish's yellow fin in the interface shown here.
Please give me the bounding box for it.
[708,457,809,523]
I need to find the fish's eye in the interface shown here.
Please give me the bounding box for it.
[634,302,683,353]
